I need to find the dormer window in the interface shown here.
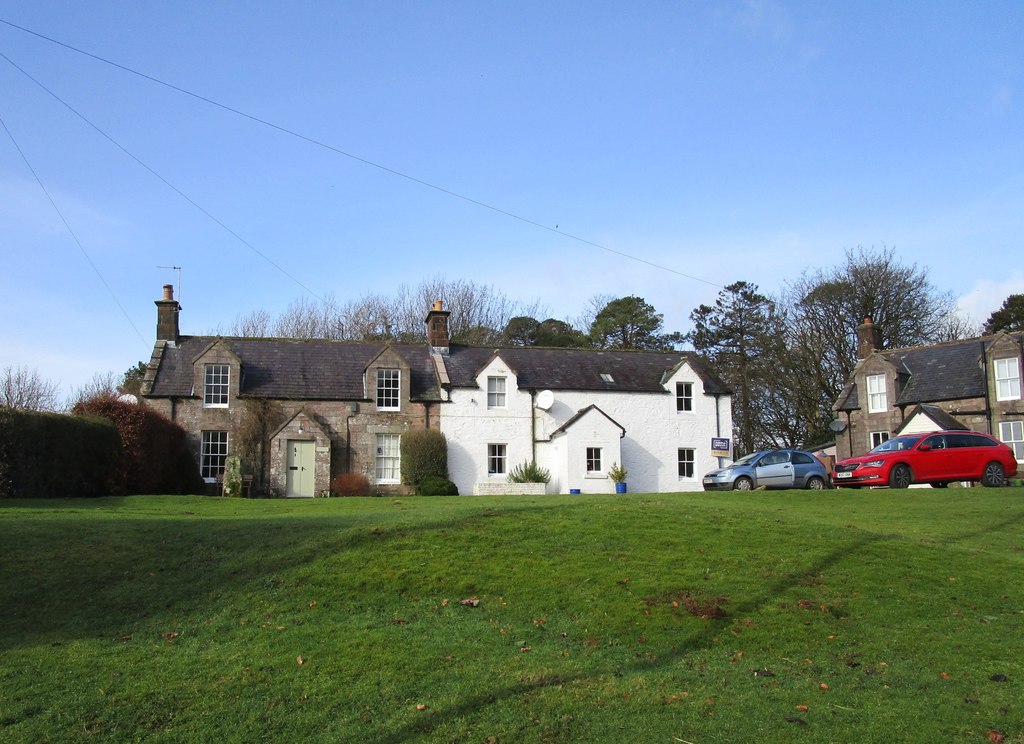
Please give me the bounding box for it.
[376,368,400,410]
[676,382,693,412]
[487,376,506,408]
[866,374,887,413]
[995,357,1021,401]
[204,364,229,407]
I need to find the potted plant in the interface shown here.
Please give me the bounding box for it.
[608,462,628,493]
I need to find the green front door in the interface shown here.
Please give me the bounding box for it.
[286,440,315,497]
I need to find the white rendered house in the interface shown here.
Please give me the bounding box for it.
[432,311,733,495]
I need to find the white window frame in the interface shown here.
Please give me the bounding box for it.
[585,447,603,474]
[376,368,400,410]
[487,376,506,409]
[676,382,693,412]
[204,364,229,408]
[866,374,887,413]
[487,443,507,475]
[870,431,890,449]
[995,357,1021,401]
[1000,421,1024,461]
[375,433,401,482]
[200,430,228,481]
[678,448,695,478]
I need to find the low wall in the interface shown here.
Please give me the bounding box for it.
[473,482,547,495]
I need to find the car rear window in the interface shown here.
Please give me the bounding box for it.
[946,433,996,448]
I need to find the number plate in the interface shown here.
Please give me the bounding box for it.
[835,472,852,479]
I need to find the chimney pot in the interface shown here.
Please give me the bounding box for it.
[162,284,175,301]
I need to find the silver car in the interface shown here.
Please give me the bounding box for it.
[702,449,829,491]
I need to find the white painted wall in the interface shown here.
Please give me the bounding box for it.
[440,358,732,495]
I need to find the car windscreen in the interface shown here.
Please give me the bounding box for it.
[869,436,920,454]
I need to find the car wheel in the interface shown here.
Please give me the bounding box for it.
[930,482,948,489]
[733,477,753,491]
[981,462,1006,488]
[889,464,912,489]
[806,476,825,490]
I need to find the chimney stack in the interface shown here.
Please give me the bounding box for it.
[856,315,881,359]
[425,299,450,354]
[155,284,181,344]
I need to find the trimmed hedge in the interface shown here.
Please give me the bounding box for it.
[72,397,204,495]
[417,476,459,496]
[400,429,448,486]
[0,407,122,498]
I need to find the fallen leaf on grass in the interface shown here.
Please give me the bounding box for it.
[416,704,426,711]
[795,705,809,712]
[785,716,807,726]
[941,672,951,680]
[161,632,178,640]
[459,597,479,607]
[819,682,830,691]
[308,601,317,608]
[297,656,304,665]
[753,669,775,677]
[988,731,1005,743]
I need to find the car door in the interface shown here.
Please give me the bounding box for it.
[755,451,795,489]
[790,451,818,487]
[914,434,954,480]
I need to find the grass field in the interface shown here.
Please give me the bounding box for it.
[1,489,1022,743]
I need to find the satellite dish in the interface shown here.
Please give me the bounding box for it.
[829,419,847,433]
[535,390,554,410]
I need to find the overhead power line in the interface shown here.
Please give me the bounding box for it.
[0,17,724,291]
[0,49,324,302]
[0,114,148,348]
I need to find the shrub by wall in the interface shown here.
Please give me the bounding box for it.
[72,396,205,495]
[331,472,371,497]
[417,476,459,496]
[0,407,121,498]
[400,429,448,487]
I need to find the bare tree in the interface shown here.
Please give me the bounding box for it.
[1,365,62,411]
[69,371,120,408]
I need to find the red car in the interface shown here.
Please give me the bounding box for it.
[833,430,1018,489]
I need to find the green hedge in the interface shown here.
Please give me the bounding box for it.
[400,429,448,486]
[0,408,122,498]
[72,397,204,495]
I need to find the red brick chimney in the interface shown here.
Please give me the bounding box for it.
[425,299,450,354]
[856,315,881,359]
[155,284,181,343]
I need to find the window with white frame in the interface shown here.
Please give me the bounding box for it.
[200,430,228,480]
[676,382,693,412]
[866,374,887,413]
[487,376,506,408]
[488,444,507,475]
[204,364,229,407]
[1000,421,1023,460]
[586,447,603,473]
[995,357,1021,401]
[376,368,400,410]
[870,431,891,448]
[375,433,400,481]
[678,448,695,478]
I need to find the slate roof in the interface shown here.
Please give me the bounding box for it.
[835,333,1023,411]
[443,345,730,395]
[147,337,730,401]
[148,336,442,401]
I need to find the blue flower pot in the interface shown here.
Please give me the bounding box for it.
[615,483,627,494]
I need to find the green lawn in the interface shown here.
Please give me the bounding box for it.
[1,490,1022,743]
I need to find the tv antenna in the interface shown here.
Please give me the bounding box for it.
[158,265,182,304]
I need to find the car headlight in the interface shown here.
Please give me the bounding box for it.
[864,459,885,468]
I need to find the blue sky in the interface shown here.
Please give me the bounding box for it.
[1,1,1022,400]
